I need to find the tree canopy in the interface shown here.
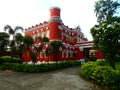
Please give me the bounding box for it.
[91,0,120,69]
[0,32,10,52]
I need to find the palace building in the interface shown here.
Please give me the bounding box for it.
[23,7,104,64]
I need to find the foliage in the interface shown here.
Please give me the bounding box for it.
[42,37,49,43]
[1,60,81,73]
[0,32,10,52]
[116,62,120,70]
[50,41,64,53]
[0,56,22,65]
[4,25,24,60]
[115,54,120,62]
[35,36,42,42]
[30,50,38,64]
[35,37,49,52]
[4,25,23,40]
[15,33,24,49]
[50,40,64,62]
[23,36,34,50]
[94,0,120,23]
[81,60,120,89]
[24,36,34,46]
[81,62,97,79]
[91,0,120,69]
[95,60,109,66]
[89,54,97,61]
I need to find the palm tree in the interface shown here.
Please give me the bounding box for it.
[35,37,49,63]
[36,37,49,52]
[15,33,24,59]
[23,36,34,50]
[30,49,38,64]
[4,25,24,60]
[23,36,35,63]
[42,37,49,43]
[4,25,23,40]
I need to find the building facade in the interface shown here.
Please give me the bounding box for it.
[23,7,104,64]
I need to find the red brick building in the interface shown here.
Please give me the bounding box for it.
[23,7,104,64]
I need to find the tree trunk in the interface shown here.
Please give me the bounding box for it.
[110,57,116,70]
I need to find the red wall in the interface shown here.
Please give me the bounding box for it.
[49,22,61,41]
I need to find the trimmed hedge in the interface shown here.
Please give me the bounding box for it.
[0,56,22,65]
[81,60,120,90]
[1,60,81,73]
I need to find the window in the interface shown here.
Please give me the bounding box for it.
[46,30,50,38]
[70,50,73,58]
[77,37,79,42]
[61,32,64,39]
[66,50,69,58]
[41,32,44,38]
[32,35,35,40]
[46,27,48,30]
[40,52,43,58]
[62,51,64,58]
[71,36,74,42]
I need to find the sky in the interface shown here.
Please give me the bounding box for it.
[0,0,116,41]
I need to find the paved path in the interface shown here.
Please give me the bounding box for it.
[0,65,108,90]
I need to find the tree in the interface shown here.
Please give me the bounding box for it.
[23,36,35,63]
[30,50,38,64]
[42,37,49,43]
[23,36,34,50]
[0,32,10,52]
[35,37,50,63]
[15,33,24,59]
[50,40,64,62]
[4,25,24,60]
[94,0,120,23]
[15,33,24,47]
[4,25,23,40]
[91,0,120,69]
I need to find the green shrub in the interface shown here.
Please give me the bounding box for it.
[81,61,120,89]
[23,64,39,73]
[0,56,22,64]
[115,55,120,62]
[1,60,81,73]
[95,60,109,66]
[81,62,97,79]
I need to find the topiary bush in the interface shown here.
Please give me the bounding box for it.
[81,60,120,89]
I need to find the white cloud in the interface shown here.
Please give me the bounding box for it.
[0,0,99,40]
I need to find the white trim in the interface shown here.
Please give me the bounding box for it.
[49,17,62,22]
[81,45,93,48]
[27,61,33,64]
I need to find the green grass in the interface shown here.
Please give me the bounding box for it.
[116,62,120,70]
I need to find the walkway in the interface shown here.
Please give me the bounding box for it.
[0,65,108,90]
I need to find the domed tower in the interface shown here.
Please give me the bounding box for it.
[49,7,62,41]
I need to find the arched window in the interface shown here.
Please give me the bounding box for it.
[40,52,43,58]
[62,51,64,58]
[41,32,44,38]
